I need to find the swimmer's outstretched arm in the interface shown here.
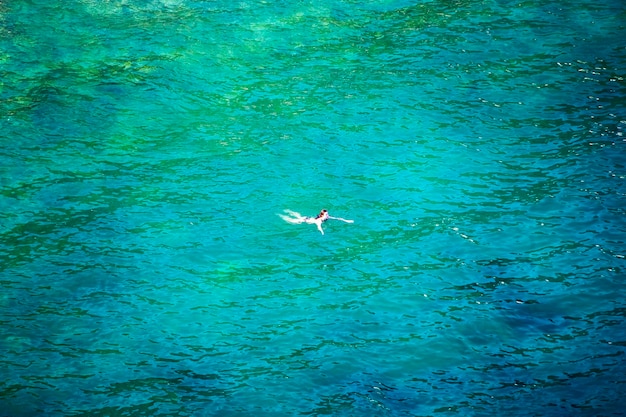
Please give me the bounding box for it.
[328,216,354,223]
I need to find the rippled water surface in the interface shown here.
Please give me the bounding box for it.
[2,0,626,415]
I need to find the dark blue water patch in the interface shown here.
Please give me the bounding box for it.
[300,375,424,416]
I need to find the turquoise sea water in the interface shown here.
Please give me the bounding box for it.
[1,0,625,415]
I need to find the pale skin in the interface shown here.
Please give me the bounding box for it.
[279,209,354,235]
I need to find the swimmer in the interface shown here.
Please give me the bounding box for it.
[279,209,354,235]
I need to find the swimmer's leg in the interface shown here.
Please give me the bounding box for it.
[284,210,303,218]
[279,213,305,224]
